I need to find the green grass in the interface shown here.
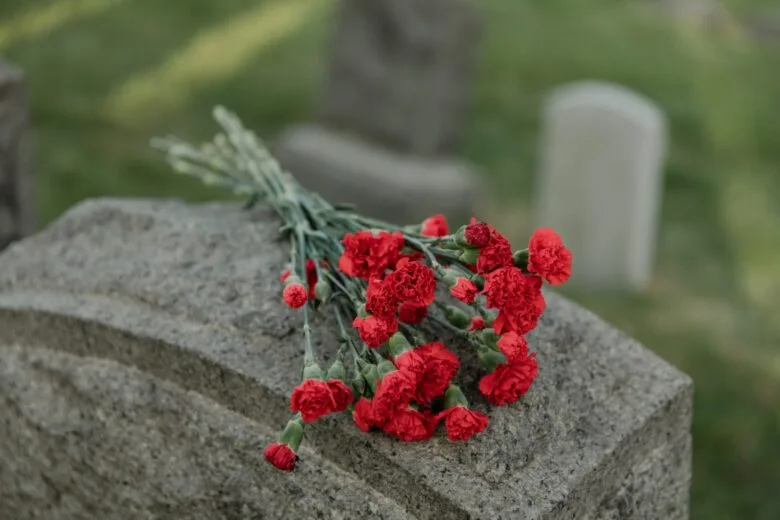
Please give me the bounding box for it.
[1,0,779,518]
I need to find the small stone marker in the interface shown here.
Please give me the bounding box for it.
[275,0,483,226]
[0,61,35,252]
[535,81,667,291]
[0,198,692,519]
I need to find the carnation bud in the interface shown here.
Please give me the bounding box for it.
[444,305,470,329]
[477,345,508,372]
[440,268,461,288]
[454,225,470,248]
[283,274,303,287]
[481,328,500,349]
[443,384,469,409]
[278,418,304,452]
[438,237,460,250]
[376,359,397,378]
[302,358,326,380]
[326,359,346,381]
[356,304,368,317]
[360,364,380,393]
[513,249,529,270]
[458,248,479,265]
[351,374,367,396]
[314,280,332,302]
[388,332,414,357]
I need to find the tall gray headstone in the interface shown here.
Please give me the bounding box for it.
[0,61,34,252]
[275,0,483,226]
[0,198,692,519]
[535,81,667,291]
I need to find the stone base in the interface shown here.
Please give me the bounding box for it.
[0,199,693,519]
[273,124,483,226]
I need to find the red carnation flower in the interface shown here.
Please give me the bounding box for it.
[365,277,398,318]
[469,316,486,331]
[393,347,427,376]
[338,230,405,279]
[263,442,297,471]
[282,282,308,309]
[476,227,514,274]
[484,267,545,335]
[464,218,491,248]
[396,342,460,405]
[398,302,428,324]
[382,407,436,441]
[496,332,529,362]
[353,397,376,432]
[527,228,572,285]
[327,379,354,411]
[353,315,397,348]
[372,370,417,425]
[387,257,436,307]
[436,406,489,442]
[450,278,478,303]
[290,378,353,422]
[421,213,449,237]
[479,353,539,406]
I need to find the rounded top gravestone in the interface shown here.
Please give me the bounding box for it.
[535,81,668,292]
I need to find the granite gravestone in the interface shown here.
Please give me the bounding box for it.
[0,198,692,519]
[274,0,483,226]
[535,81,667,291]
[0,61,34,252]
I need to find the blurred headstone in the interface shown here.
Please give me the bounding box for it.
[0,61,34,252]
[275,0,483,226]
[535,81,667,291]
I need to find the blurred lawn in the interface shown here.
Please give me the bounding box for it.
[1,0,779,518]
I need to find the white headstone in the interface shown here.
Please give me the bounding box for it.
[535,81,667,290]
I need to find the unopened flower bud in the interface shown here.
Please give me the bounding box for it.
[481,328,500,349]
[278,418,304,452]
[314,280,332,302]
[443,384,469,409]
[477,345,508,372]
[356,304,368,317]
[351,374,367,396]
[445,305,470,329]
[458,248,479,265]
[438,237,460,250]
[302,358,325,380]
[454,225,470,248]
[360,364,379,393]
[440,268,461,288]
[283,274,302,287]
[513,249,529,270]
[388,332,413,357]
[326,359,346,381]
[376,359,397,378]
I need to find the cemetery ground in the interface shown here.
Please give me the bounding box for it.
[1,0,779,518]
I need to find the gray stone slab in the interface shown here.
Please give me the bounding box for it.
[274,124,483,226]
[0,198,693,519]
[0,61,35,252]
[0,344,413,520]
[319,0,481,156]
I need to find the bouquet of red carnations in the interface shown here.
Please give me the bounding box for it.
[154,107,572,472]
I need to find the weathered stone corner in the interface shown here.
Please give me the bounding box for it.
[0,198,693,519]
